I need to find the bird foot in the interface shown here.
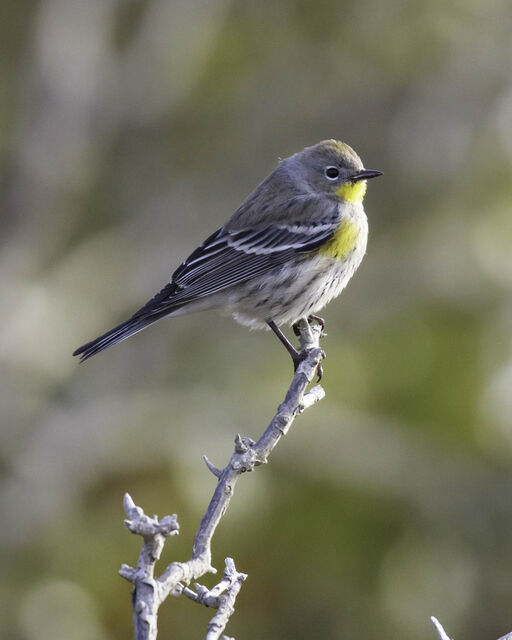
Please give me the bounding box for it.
[292,315,326,337]
[268,319,324,382]
[308,314,325,331]
[292,350,324,382]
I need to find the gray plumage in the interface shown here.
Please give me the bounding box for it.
[73,140,380,362]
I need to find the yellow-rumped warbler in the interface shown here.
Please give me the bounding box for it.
[73,140,382,370]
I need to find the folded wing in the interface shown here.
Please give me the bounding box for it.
[73,197,339,361]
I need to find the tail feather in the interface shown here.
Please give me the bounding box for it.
[73,282,182,362]
[73,316,150,362]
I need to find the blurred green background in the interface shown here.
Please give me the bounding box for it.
[1,1,512,638]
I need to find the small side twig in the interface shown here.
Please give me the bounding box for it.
[431,617,453,640]
[431,616,512,640]
[119,494,179,639]
[120,318,325,639]
[200,558,247,640]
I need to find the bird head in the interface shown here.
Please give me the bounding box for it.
[291,139,382,203]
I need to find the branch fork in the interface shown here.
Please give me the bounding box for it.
[120,318,326,639]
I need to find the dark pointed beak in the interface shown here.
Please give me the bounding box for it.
[350,169,383,182]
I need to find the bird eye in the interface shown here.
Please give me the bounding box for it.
[324,166,340,180]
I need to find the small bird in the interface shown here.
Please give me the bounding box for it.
[73,140,382,374]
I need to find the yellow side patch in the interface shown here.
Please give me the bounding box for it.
[319,218,359,260]
[335,180,367,203]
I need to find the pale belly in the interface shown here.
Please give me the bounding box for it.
[228,250,364,329]
[175,205,369,329]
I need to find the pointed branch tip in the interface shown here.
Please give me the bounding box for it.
[431,616,452,640]
[203,455,222,478]
[123,493,135,513]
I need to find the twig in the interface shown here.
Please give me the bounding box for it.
[120,318,325,639]
[431,616,512,640]
[119,494,180,639]
[431,617,453,640]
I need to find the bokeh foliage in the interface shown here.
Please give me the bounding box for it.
[1,1,512,639]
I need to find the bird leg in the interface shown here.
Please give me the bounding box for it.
[267,320,301,363]
[268,319,324,382]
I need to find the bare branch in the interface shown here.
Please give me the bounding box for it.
[203,455,222,478]
[120,318,325,639]
[431,617,453,640]
[430,617,512,640]
[204,558,247,640]
[120,495,180,639]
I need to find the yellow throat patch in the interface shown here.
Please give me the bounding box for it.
[319,179,366,260]
[335,180,367,204]
[319,218,359,260]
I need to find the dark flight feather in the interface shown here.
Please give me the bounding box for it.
[73,201,340,362]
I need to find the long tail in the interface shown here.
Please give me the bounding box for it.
[73,283,182,362]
